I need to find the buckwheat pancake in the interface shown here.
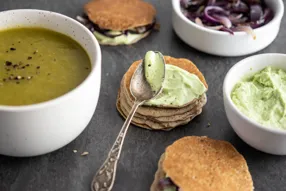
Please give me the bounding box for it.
[78,0,157,45]
[84,0,156,31]
[151,136,254,191]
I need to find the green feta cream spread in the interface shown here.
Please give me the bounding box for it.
[231,66,286,129]
[143,53,207,106]
[144,51,165,93]
[94,30,145,45]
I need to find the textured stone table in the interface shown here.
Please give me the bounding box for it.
[0,0,286,191]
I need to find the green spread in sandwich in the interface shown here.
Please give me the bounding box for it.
[145,64,207,107]
[94,30,146,45]
[231,66,286,129]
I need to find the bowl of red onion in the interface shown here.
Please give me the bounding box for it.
[172,0,284,57]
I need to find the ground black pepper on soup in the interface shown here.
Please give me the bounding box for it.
[0,27,91,106]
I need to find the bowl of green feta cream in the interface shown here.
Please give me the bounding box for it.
[223,53,286,155]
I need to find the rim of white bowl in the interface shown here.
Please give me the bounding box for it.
[224,53,286,135]
[172,0,284,36]
[0,9,101,112]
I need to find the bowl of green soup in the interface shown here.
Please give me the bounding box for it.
[224,53,286,155]
[0,9,101,157]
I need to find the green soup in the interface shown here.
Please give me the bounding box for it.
[0,28,91,106]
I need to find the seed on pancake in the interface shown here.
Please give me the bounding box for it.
[10,47,16,51]
[36,66,40,69]
[27,56,32,60]
[2,78,6,82]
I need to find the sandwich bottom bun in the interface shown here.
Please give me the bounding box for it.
[151,136,254,191]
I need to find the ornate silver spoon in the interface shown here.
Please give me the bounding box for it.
[91,51,165,191]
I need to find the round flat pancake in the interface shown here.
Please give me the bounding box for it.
[163,136,254,191]
[84,0,156,30]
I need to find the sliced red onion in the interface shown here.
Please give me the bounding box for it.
[232,1,249,13]
[180,0,272,37]
[180,0,190,8]
[221,27,234,34]
[208,0,216,6]
[229,13,248,24]
[196,5,205,15]
[190,0,205,5]
[262,8,273,23]
[204,6,226,23]
[159,177,179,190]
[76,15,89,25]
[235,25,256,39]
[213,14,232,28]
[195,17,204,27]
[206,25,224,30]
[250,4,263,22]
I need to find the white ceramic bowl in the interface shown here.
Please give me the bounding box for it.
[172,0,284,57]
[223,53,286,155]
[0,9,101,157]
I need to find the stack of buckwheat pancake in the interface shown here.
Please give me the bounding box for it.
[116,56,208,131]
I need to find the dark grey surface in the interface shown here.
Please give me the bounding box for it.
[0,0,286,191]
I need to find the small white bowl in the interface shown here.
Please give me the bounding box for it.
[172,0,284,57]
[0,9,101,157]
[223,53,286,155]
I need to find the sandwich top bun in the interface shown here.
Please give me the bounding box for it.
[84,0,156,31]
[161,136,253,191]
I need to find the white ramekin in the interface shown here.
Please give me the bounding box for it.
[223,53,286,155]
[172,0,284,57]
[0,9,101,157]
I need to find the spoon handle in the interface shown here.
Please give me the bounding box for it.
[91,100,142,191]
